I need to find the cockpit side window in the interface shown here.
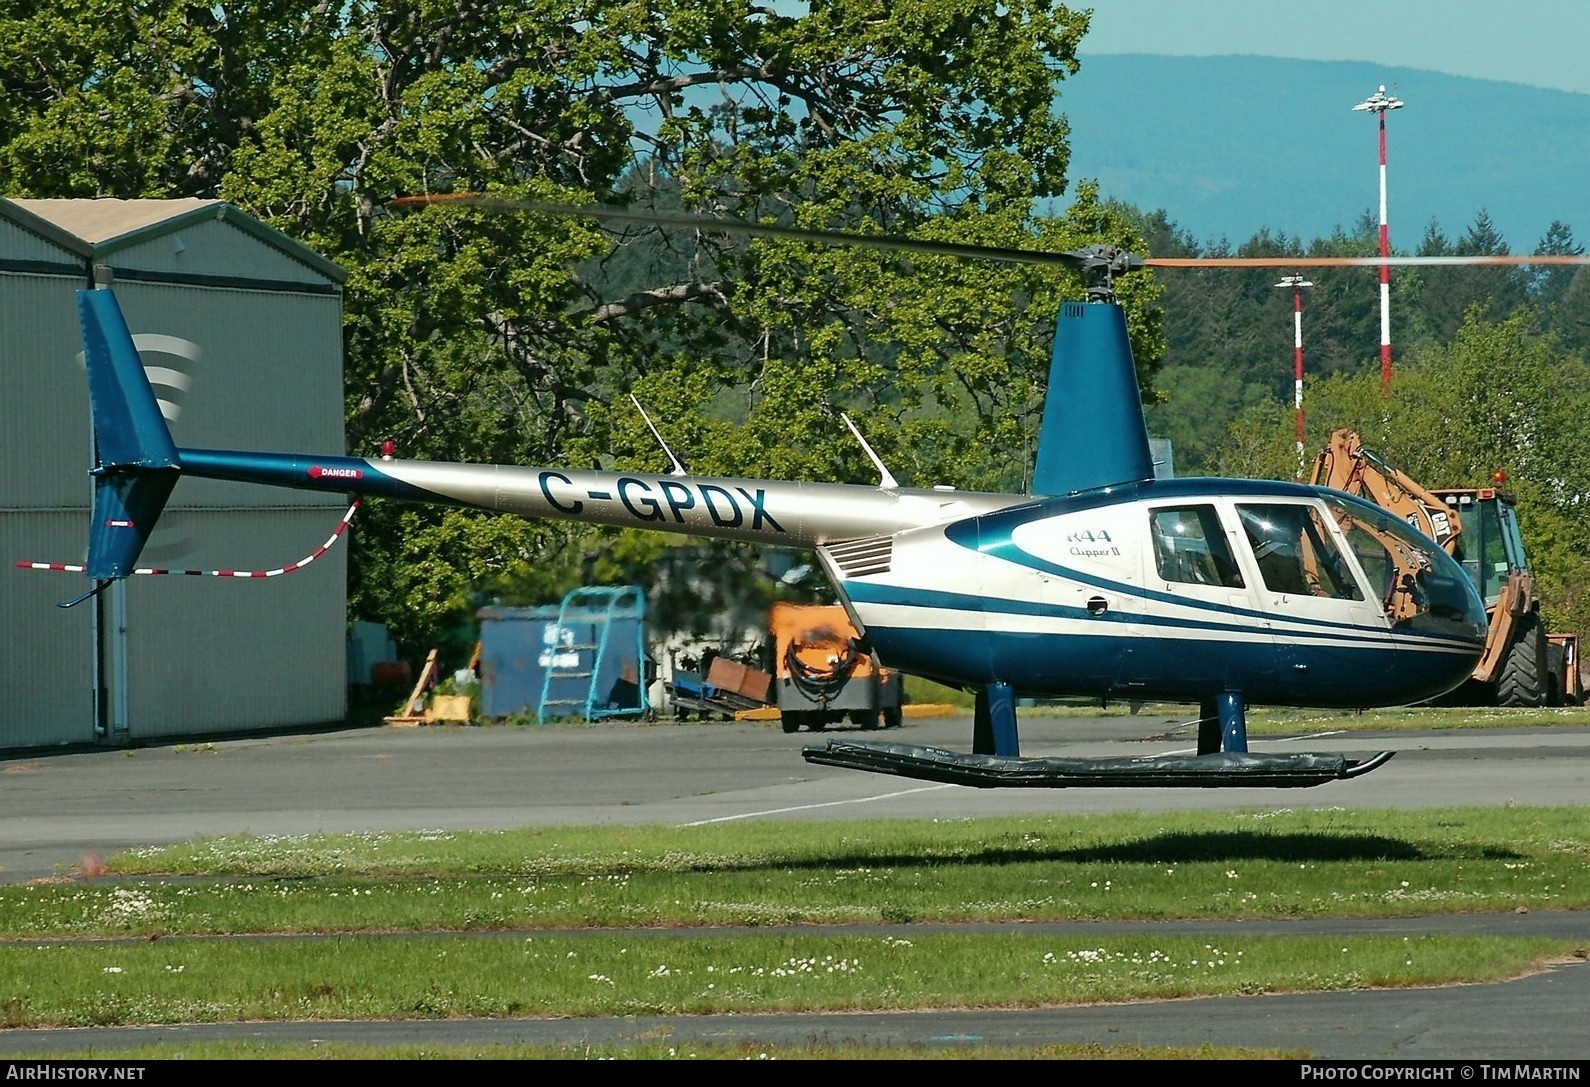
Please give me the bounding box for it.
[1150,505,1244,588]
[1237,503,1364,600]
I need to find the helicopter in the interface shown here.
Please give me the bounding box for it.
[70,199,1590,791]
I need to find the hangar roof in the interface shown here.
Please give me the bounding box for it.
[0,197,345,283]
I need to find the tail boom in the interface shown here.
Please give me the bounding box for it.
[173,449,1022,548]
[75,286,1021,580]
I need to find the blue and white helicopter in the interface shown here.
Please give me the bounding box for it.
[71,206,1508,790]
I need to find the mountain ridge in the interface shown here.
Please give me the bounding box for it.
[1059,54,1590,252]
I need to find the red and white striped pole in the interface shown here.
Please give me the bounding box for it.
[1354,85,1404,394]
[1277,275,1313,480]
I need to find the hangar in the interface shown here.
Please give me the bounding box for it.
[0,198,349,750]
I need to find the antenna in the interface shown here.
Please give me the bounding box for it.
[1276,274,1313,481]
[840,413,899,489]
[1354,84,1405,394]
[628,395,687,476]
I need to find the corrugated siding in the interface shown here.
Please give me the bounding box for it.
[1,508,352,748]
[0,512,97,748]
[0,217,80,268]
[0,272,95,506]
[1,276,347,509]
[110,281,346,507]
[1,204,349,749]
[121,508,348,737]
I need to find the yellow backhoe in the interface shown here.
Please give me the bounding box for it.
[1310,429,1579,707]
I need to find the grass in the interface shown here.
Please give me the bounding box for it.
[847,677,1590,731]
[1245,704,1590,732]
[2,806,1586,1057]
[365,673,1590,731]
[0,806,1583,1046]
[3,932,1565,1028]
[78,807,1590,924]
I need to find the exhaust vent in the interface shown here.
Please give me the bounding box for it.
[823,535,893,578]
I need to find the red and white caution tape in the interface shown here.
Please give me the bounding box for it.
[16,501,360,578]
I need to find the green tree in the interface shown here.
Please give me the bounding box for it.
[1141,212,1383,474]
[1411,211,1530,346]
[1535,221,1590,362]
[1530,219,1583,309]
[5,2,1160,659]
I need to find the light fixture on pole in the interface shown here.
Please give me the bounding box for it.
[1353,84,1404,394]
[1276,274,1313,480]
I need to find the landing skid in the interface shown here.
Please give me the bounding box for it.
[802,741,1395,789]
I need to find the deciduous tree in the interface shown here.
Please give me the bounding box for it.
[4,2,1162,657]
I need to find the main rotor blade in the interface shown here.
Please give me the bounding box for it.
[1147,254,1590,268]
[392,193,1085,268]
[393,194,1590,271]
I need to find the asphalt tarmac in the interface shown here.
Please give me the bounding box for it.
[1,712,1587,1059]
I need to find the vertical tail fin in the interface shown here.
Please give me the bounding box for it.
[78,290,181,581]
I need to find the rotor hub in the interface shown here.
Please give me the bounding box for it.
[1063,245,1146,303]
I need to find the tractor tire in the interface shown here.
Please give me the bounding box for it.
[1496,613,1548,708]
[881,706,903,730]
[780,712,803,734]
[1546,641,1568,707]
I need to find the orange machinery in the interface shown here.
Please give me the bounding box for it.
[1311,429,1580,706]
[770,602,903,733]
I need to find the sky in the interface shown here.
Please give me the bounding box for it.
[1080,0,1590,97]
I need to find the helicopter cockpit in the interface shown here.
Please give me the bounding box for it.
[1150,495,1479,640]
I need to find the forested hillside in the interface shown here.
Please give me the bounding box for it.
[1061,54,1590,262]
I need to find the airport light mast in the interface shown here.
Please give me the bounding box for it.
[1277,274,1313,480]
[1353,84,1404,394]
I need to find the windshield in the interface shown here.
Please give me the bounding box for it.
[1449,496,1511,608]
[1324,495,1483,636]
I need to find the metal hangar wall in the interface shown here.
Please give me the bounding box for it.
[0,198,349,750]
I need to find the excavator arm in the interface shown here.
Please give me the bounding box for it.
[1331,514,1436,625]
[1310,430,1462,555]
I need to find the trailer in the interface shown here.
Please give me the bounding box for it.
[664,654,771,720]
